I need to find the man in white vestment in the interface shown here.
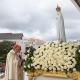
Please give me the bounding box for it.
[5,44,23,80]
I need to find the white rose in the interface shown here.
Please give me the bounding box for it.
[78,50,80,53]
[68,65,74,68]
[31,63,35,66]
[63,66,67,69]
[49,67,52,70]
[35,66,38,69]
[27,49,30,53]
[53,67,56,71]
[24,65,26,68]
[73,68,76,72]
[44,68,47,70]
[36,65,40,69]
[23,56,27,60]
[28,65,30,68]
[57,67,61,71]
[25,72,28,76]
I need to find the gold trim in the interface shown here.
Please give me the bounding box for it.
[27,70,80,80]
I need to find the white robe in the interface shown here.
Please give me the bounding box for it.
[5,50,23,80]
[56,11,66,42]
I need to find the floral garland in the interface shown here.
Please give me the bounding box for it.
[75,45,80,71]
[24,41,80,72]
[24,46,35,71]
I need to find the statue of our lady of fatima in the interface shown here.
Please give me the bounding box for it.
[56,1,66,42]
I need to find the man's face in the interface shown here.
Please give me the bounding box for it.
[15,47,21,54]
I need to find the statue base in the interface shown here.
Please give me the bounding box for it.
[27,70,80,80]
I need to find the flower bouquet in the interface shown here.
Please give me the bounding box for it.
[24,41,80,80]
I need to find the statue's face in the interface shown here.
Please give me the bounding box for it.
[57,12,60,15]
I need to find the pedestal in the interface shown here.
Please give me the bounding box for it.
[27,70,80,80]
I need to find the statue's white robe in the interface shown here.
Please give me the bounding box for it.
[56,11,66,42]
[5,50,23,80]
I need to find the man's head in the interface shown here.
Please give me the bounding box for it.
[13,44,21,54]
[11,42,16,49]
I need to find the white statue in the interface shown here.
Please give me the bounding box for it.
[56,4,66,42]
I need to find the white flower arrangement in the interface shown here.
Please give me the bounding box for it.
[31,41,79,72]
